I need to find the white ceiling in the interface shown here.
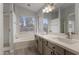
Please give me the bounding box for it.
[15,3,74,13]
[15,3,45,12]
[56,3,74,8]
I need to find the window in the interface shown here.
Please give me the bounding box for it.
[19,16,35,32]
[43,18,48,33]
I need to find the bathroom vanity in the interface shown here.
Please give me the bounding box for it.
[35,33,79,55]
[36,4,79,55]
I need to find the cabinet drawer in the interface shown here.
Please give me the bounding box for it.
[43,45,53,55]
[55,45,64,55]
[43,39,55,49]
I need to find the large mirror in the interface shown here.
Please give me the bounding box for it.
[43,3,76,34]
[67,13,75,33]
[43,7,60,33]
[61,4,75,34]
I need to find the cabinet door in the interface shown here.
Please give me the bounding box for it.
[43,45,53,55]
[35,35,38,49]
[47,41,55,49]
[38,37,43,54]
[47,41,64,55]
[55,45,64,55]
[65,50,75,55]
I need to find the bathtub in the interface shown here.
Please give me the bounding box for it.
[14,32,35,50]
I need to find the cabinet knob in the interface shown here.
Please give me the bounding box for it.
[52,47,55,49]
[51,52,53,55]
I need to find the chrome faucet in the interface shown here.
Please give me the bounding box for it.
[68,32,72,39]
[66,32,72,39]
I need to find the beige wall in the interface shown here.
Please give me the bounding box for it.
[0,3,3,54]
[75,4,79,33]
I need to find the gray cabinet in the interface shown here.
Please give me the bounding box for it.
[35,35,43,54]
[35,35,38,49]
[38,38,43,54]
[35,35,75,55]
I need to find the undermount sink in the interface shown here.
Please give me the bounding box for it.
[44,34,58,38]
[56,37,79,44]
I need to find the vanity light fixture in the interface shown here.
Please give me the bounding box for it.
[43,7,49,13]
[42,3,55,13]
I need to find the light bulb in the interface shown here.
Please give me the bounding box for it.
[46,9,49,13]
[42,9,46,13]
[42,4,56,13]
[45,7,48,11]
[48,8,52,12]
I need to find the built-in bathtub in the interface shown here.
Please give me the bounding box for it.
[14,32,36,54]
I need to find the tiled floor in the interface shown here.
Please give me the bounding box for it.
[25,47,39,55]
[14,47,39,55]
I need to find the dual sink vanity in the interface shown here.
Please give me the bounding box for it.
[35,33,79,55]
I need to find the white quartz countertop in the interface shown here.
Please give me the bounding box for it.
[35,33,79,55]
